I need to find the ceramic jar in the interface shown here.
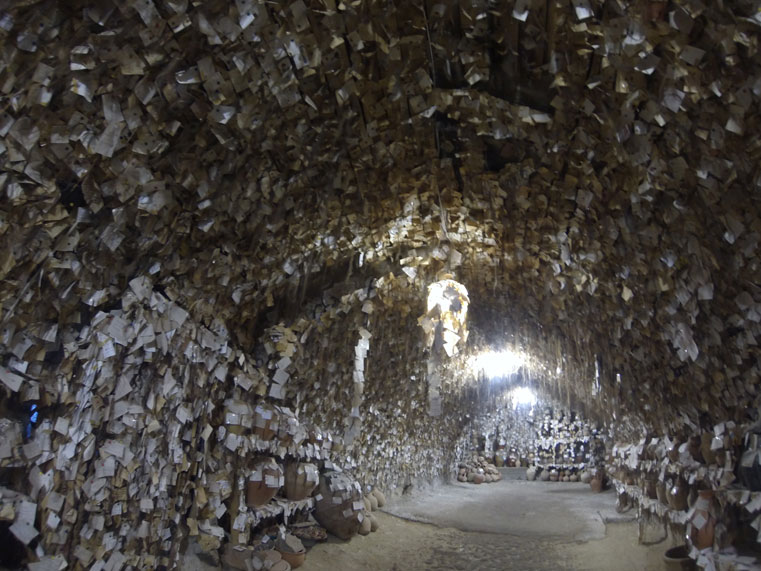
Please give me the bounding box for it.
[643,475,658,500]
[590,470,605,493]
[700,433,716,465]
[253,404,280,441]
[688,490,717,550]
[313,471,363,540]
[246,457,284,507]
[667,478,688,511]
[284,462,319,501]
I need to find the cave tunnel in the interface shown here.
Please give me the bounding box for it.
[1,0,761,569]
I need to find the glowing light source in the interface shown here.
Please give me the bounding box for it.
[510,386,537,408]
[472,350,525,379]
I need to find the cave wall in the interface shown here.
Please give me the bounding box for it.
[0,270,486,568]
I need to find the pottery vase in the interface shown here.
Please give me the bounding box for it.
[667,479,689,511]
[700,433,716,465]
[689,490,717,550]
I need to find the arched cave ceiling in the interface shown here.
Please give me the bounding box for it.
[1,0,761,431]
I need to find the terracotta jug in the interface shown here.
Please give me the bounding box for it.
[689,490,717,550]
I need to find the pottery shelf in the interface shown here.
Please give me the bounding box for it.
[612,477,761,569]
[534,463,589,471]
[235,497,316,537]
[256,497,315,520]
[612,480,690,525]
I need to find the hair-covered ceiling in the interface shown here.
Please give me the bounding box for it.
[1,0,760,432]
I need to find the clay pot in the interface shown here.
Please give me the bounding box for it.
[667,440,682,463]
[656,481,669,506]
[700,433,716,465]
[223,544,258,569]
[358,516,371,536]
[369,514,379,531]
[308,427,324,445]
[473,473,485,484]
[253,404,280,441]
[367,494,379,510]
[277,408,306,448]
[246,458,284,507]
[313,472,363,540]
[371,490,386,507]
[644,477,658,500]
[284,462,319,501]
[590,472,605,493]
[250,550,285,571]
[668,479,689,512]
[688,436,703,463]
[278,550,305,569]
[663,545,695,570]
[526,467,537,481]
[689,490,717,550]
[579,471,591,484]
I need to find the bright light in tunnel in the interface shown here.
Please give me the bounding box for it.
[510,386,537,408]
[472,350,525,379]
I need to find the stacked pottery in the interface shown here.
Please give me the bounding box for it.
[457,456,502,484]
[358,489,383,535]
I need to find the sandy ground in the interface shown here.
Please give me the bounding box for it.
[180,474,670,570]
[304,511,665,571]
[303,476,667,571]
